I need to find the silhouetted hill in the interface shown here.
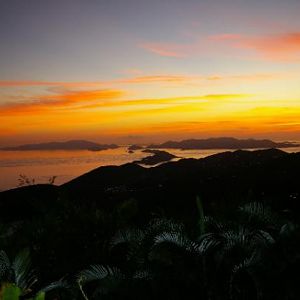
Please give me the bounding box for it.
[1,148,299,296]
[133,149,177,165]
[1,140,119,151]
[0,184,59,222]
[1,148,300,222]
[61,148,300,216]
[128,144,143,151]
[148,137,298,149]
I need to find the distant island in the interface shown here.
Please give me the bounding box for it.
[148,137,299,150]
[2,137,298,152]
[134,149,177,165]
[128,144,144,151]
[1,140,119,151]
[127,144,144,153]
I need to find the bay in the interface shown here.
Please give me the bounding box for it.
[1,146,300,191]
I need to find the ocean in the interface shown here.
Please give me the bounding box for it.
[1,146,300,191]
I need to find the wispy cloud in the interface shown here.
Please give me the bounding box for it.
[0,71,283,92]
[139,42,188,58]
[117,73,284,86]
[240,33,299,61]
[140,32,300,61]
[0,89,124,115]
[1,86,300,140]
[0,89,249,116]
[0,81,104,88]
[120,68,144,75]
[118,75,191,84]
[210,32,300,61]
[139,41,196,58]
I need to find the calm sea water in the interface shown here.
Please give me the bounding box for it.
[1,146,300,191]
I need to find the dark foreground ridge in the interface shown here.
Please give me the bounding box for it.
[59,148,300,214]
[0,148,300,300]
[1,148,299,219]
[148,137,299,149]
[1,139,119,151]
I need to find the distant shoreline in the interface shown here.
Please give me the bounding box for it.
[2,137,299,151]
[1,140,119,151]
[147,137,299,150]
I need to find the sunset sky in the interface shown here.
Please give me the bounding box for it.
[1,0,300,146]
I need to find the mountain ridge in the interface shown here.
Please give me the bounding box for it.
[1,139,119,151]
[1,148,300,222]
[148,137,299,149]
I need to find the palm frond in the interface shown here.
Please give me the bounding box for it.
[198,233,221,254]
[239,202,280,229]
[132,269,153,280]
[12,248,37,292]
[0,250,10,278]
[110,228,145,249]
[39,279,70,293]
[152,231,199,254]
[279,222,297,238]
[78,265,124,300]
[148,218,184,234]
[221,229,246,254]
[78,265,123,284]
[232,249,261,274]
[203,216,229,234]
[110,228,146,264]
[252,230,275,247]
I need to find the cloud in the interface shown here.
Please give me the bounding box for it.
[209,34,241,41]
[0,91,254,139]
[239,33,300,61]
[139,42,187,58]
[1,76,195,88]
[140,32,300,61]
[0,89,124,115]
[118,75,191,84]
[210,32,300,61]
[138,40,206,58]
[0,89,250,117]
[0,77,190,88]
[139,35,232,58]
[2,86,300,141]
[0,71,281,94]
[117,73,283,86]
[0,81,104,88]
[120,69,143,75]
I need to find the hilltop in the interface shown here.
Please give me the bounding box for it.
[1,148,300,297]
[1,140,119,151]
[1,148,299,222]
[148,137,298,150]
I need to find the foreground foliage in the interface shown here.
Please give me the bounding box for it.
[0,196,299,300]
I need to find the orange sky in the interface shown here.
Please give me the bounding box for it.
[1,1,300,146]
[1,74,300,145]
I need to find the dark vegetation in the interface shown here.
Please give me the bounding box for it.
[0,149,300,299]
[148,137,299,149]
[17,175,57,187]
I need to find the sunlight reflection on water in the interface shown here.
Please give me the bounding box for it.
[0,146,299,191]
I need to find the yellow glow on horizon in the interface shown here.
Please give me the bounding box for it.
[1,72,300,145]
